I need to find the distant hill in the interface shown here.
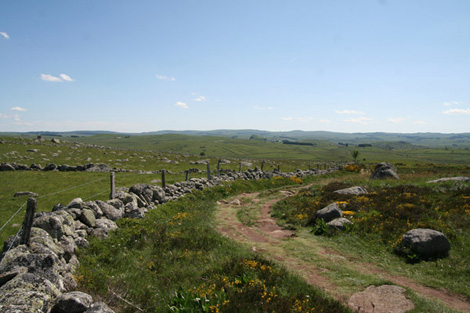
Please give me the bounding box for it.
[2,129,470,148]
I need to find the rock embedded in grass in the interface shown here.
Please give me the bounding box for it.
[333,186,368,196]
[370,162,399,180]
[316,203,342,223]
[426,176,470,183]
[327,217,352,230]
[401,228,451,259]
[348,285,414,313]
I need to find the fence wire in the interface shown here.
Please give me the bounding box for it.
[0,201,27,234]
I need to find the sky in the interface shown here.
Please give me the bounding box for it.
[0,0,469,134]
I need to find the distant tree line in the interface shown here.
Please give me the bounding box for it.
[282,140,316,146]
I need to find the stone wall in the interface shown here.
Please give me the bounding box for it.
[0,166,339,313]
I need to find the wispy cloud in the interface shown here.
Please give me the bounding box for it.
[344,117,372,124]
[175,101,188,109]
[443,101,463,106]
[319,119,331,124]
[156,74,176,81]
[254,105,274,110]
[11,106,27,112]
[388,117,405,123]
[59,74,74,82]
[414,120,426,125]
[194,96,206,102]
[335,110,365,115]
[0,32,9,39]
[443,108,470,115]
[40,73,74,82]
[281,117,294,121]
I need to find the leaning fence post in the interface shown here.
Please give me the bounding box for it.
[207,163,211,180]
[109,171,115,199]
[162,170,166,188]
[20,198,36,246]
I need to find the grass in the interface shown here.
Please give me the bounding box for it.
[76,177,352,312]
[271,166,470,300]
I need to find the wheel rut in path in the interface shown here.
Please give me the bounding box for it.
[215,187,470,312]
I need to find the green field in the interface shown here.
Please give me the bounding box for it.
[1,133,470,312]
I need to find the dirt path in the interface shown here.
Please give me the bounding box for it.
[215,188,470,312]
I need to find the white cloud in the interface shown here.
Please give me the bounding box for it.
[175,101,188,109]
[281,116,313,122]
[0,32,9,39]
[156,75,176,81]
[335,110,365,115]
[40,73,74,82]
[413,120,426,125]
[443,108,470,115]
[11,106,27,112]
[59,74,74,82]
[254,105,273,110]
[344,117,372,124]
[194,96,206,102]
[41,74,62,82]
[443,101,463,106]
[281,117,294,121]
[319,119,331,124]
[388,117,405,123]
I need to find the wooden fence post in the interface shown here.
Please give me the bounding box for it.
[20,198,36,246]
[162,170,166,189]
[109,171,115,199]
[207,163,211,180]
[185,170,189,181]
[261,161,265,172]
[277,164,280,171]
[239,162,242,173]
[217,160,221,175]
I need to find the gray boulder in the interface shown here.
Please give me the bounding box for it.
[333,186,368,196]
[67,198,84,209]
[370,162,399,180]
[0,273,60,313]
[51,291,93,313]
[401,228,451,259]
[427,176,470,183]
[32,214,66,240]
[348,285,414,313]
[0,163,15,171]
[327,217,352,230]
[95,200,122,221]
[13,191,39,197]
[316,203,342,223]
[79,209,96,228]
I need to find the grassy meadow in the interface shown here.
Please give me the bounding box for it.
[1,133,470,311]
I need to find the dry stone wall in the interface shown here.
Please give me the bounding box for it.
[0,166,339,313]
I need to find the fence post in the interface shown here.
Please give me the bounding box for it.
[261,161,265,172]
[162,170,166,188]
[239,162,242,173]
[20,198,36,246]
[277,164,280,171]
[109,171,115,199]
[217,160,221,175]
[207,163,211,180]
[185,170,189,181]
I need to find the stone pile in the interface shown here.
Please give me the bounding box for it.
[0,166,339,313]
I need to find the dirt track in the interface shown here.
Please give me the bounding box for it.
[215,187,470,312]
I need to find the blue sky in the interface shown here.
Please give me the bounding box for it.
[1,0,469,133]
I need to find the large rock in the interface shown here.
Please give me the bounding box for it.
[0,163,15,171]
[95,200,122,221]
[0,273,61,313]
[370,162,399,180]
[316,203,342,223]
[348,285,414,313]
[85,164,112,172]
[427,176,470,183]
[327,217,352,230]
[79,209,96,228]
[51,291,93,313]
[401,228,451,259]
[32,214,67,240]
[333,186,368,196]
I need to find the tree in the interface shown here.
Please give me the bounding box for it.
[351,150,359,163]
